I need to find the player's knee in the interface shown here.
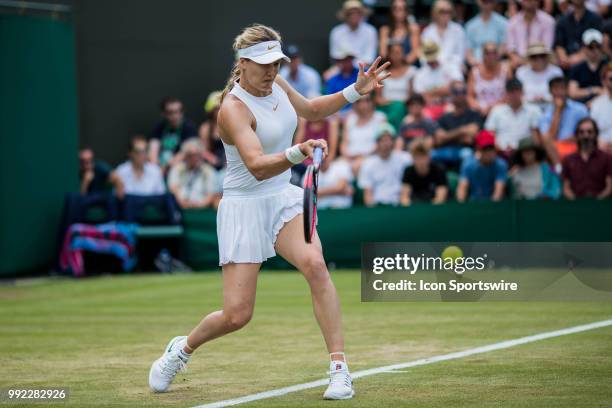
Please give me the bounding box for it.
[224,307,253,331]
[301,256,330,288]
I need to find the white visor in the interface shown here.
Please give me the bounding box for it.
[237,41,290,64]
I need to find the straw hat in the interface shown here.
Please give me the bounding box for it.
[526,43,551,58]
[336,0,372,20]
[421,41,440,63]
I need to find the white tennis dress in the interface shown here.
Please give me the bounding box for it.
[217,80,303,265]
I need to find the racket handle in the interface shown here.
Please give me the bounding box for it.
[313,147,323,168]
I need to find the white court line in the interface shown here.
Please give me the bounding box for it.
[191,318,612,408]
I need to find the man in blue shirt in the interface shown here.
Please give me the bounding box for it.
[539,76,589,164]
[279,45,322,98]
[457,130,508,202]
[465,0,508,66]
[325,47,359,116]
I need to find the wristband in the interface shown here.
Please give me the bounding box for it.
[342,83,362,103]
[285,144,307,164]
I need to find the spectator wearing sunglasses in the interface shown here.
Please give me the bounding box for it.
[149,97,198,169]
[516,44,564,109]
[561,117,612,199]
[432,81,482,170]
[568,29,608,104]
[112,136,165,198]
[590,62,612,153]
[421,0,467,72]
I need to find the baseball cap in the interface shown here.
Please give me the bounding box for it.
[475,130,496,149]
[375,123,397,140]
[285,44,301,59]
[331,43,357,60]
[237,40,290,64]
[582,29,603,46]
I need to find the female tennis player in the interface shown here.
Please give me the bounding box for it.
[149,23,389,400]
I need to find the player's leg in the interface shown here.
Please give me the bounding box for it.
[149,262,260,392]
[274,214,354,399]
[185,262,260,349]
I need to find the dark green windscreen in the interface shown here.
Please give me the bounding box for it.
[0,14,78,276]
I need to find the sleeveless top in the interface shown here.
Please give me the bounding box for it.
[473,65,507,110]
[302,119,331,166]
[222,80,298,197]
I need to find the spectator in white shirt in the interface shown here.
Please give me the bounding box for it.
[168,139,221,209]
[412,42,463,120]
[341,92,388,172]
[279,45,322,99]
[316,157,355,209]
[590,62,612,153]
[515,43,563,109]
[421,0,467,72]
[485,78,542,152]
[112,136,165,197]
[329,0,377,67]
[358,123,412,206]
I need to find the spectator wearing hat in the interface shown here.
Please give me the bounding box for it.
[457,130,508,202]
[198,91,226,172]
[149,97,198,169]
[168,139,221,209]
[378,0,421,66]
[400,138,448,206]
[279,45,322,99]
[358,123,412,206]
[421,0,467,72]
[539,76,589,164]
[314,156,355,210]
[465,0,509,66]
[558,0,611,15]
[485,78,542,153]
[568,29,607,104]
[554,0,603,70]
[79,147,113,194]
[396,94,438,151]
[511,137,561,199]
[506,0,556,69]
[341,92,387,173]
[562,117,612,198]
[516,44,564,109]
[590,62,612,152]
[432,81,483,170]
[330,0,377,67]
[412,42,463,120]
[325,45,359,116]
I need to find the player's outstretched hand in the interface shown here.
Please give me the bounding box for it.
[299,139,328,159]
[355,56,391,95]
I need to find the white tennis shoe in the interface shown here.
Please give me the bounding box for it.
[323,360,355,400]
[149,336,190,392]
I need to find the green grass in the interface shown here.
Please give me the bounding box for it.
[1,271,611,407]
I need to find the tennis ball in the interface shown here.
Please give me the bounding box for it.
[441,245,463,261]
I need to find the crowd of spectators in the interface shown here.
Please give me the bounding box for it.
[80,0,612,210]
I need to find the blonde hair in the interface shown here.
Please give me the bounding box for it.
[221,24,283,103]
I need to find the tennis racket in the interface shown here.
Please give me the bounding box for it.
[303,147,323,243]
